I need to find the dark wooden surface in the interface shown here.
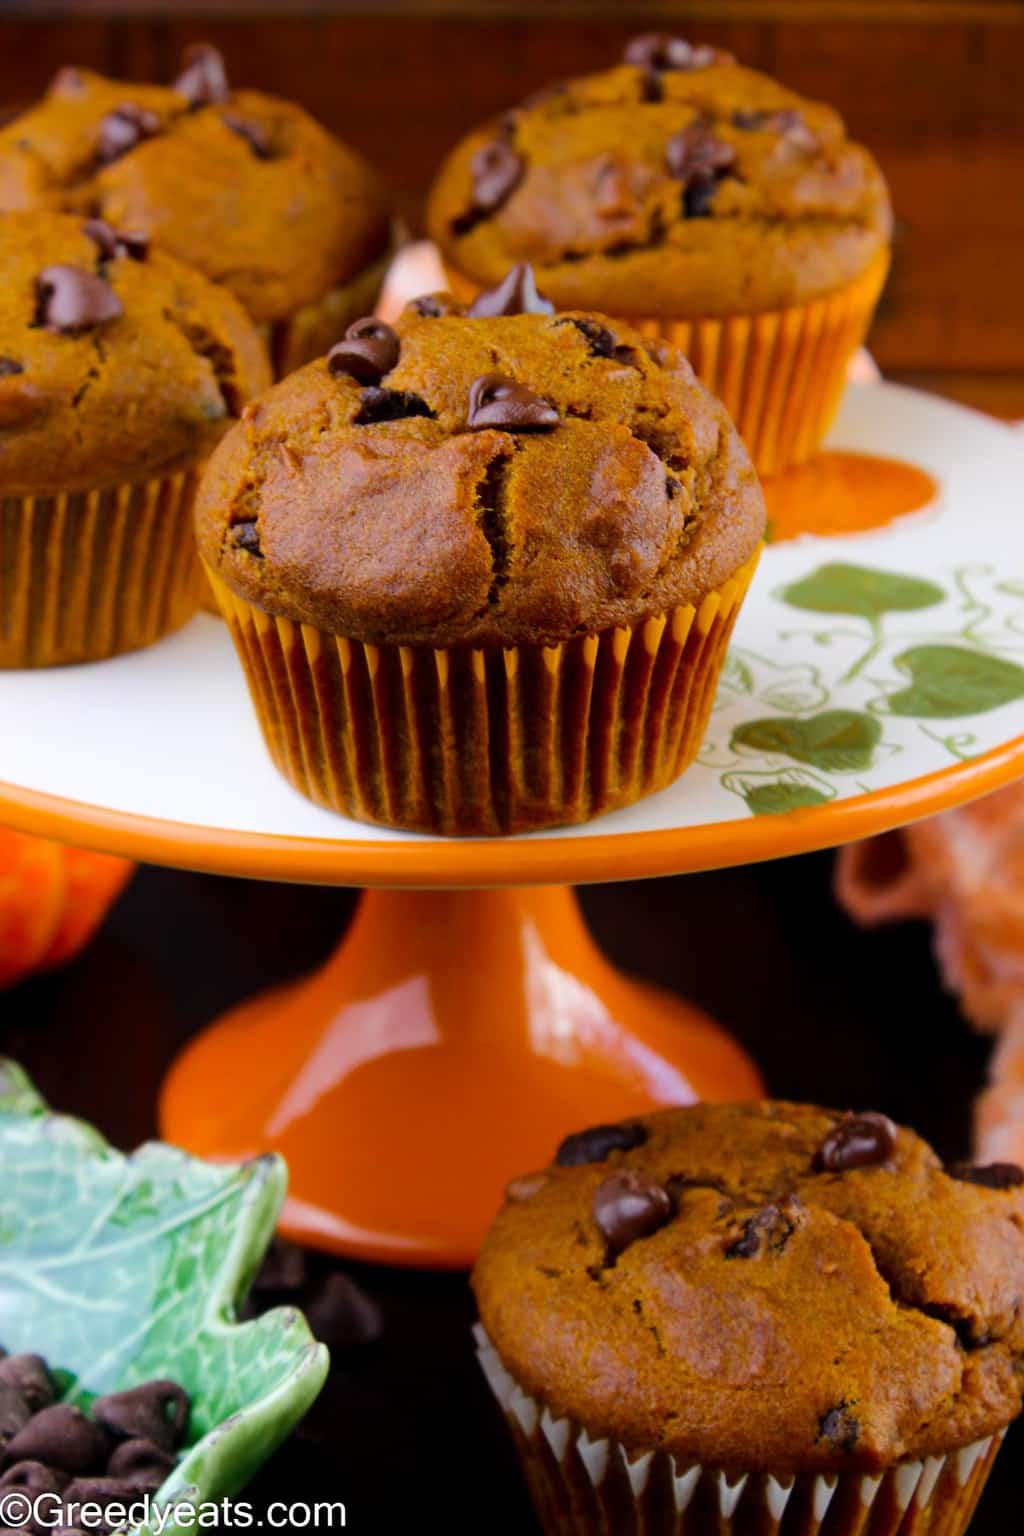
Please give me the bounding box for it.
[1,852,1020,1532]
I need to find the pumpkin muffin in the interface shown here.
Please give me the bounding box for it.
[427,35,893,473]
[0,46,391,376]
[0,209,270,666]
[475,1101,1024,1535]
[195,268,764,834]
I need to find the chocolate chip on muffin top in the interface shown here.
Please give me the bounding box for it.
[194,270,765,649]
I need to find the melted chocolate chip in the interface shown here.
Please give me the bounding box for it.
[92,1382,188,1452]
[624,34,729,72]
[818,1402,861,1451]
[454,139,526,232]
[468,263,554,318]
[408,293,464,319]
[230,521,262,557]
[949,1161,1024,1190]
[4,1404,109,1475]
[354,388,434,425]
[0,357,23,376]
[35,266,124,334]
[556,1121,648,1167]
[97,103,161,165]
[562,317,618,359]
[725,1201,799,1259]
[467,373,559,433]
[666,124,736,183]
[174,43,230,108]
[82,219,148,264]
[224,114,273,160]
[327,318,400,385]
[0,1357,56,1414]
[816,1112,897,1173]
[106,1438,176,1489]
[593,1171,672,1258]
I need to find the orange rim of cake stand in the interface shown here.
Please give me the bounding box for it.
[0,734,1021,886]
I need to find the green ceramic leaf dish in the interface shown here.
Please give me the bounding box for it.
[0,1059,329,1534]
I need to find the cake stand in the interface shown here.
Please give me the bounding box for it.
[0,382,1022,1268]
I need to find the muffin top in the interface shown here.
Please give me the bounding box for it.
[474,1101,1024,1474]
[0,210,271,494]
[0,47,390,325]
[428,35,892,317]
[194,270,764,648]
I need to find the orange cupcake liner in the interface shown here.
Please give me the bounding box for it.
[0,467,206,668]
[206,549,760,836]
[476,1327,1004,1536]
[444,252,890,477]
[265,247,393,379]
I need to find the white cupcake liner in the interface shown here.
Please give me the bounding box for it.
[475,1326,1004,1535]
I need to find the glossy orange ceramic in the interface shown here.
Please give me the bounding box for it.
[160,885,762,1267]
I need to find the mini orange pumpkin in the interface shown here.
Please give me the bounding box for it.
[0,830,133,988]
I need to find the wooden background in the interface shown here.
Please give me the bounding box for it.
[0,0,1021,412]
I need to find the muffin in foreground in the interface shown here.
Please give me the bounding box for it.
[195,270,764,834]
[427,36,892,474]
[0,210,270,667]
[0,46,391,376]
[474,1101,1024,1535]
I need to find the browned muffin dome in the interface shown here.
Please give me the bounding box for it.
[0,210,270,494]
[195,289,764,648]
[474,1101,1024,1475]
[428,38,892,317]
[0,49,390,328]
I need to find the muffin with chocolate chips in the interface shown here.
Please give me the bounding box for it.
[474,1101,1024,1536]
[195,269,764,834]
[0,45,391,375]
[0,209,269,666]
[427,35,892,473]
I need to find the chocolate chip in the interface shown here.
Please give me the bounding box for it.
[949,1162,1024,1190]
[229,521,261,556]
[683,180,717,218]
[0,357,23,376]
[354,388,435,425]
[91,1383,188,1453]
[818,1402,860,1451]
[0,1357,57,1414]
[556,1121,648,1167]
[35,266,123,334]
[4,1405,109,1475]
[305,1274,384,1351]
[816,1112,898,1173]
[408,293,464,318]
[0,1385,31,1449]
[666,124,736,183]
[224,114,273,160]
[593,1171,672,1258]
[640,71,664,104]
[561,317,619,359]
[467,373,558,433]
[468,263,554,318]
[64,1476,145,1528]
[455,139,526,232]
[733,110,768,131]
[0,1460,68,1495]
[252,1238,308,1294]
[106,1439,176,1490]
[327,318,400,385]
[733,107,816,151]
[624,34,729,72]
[726,1201,799,1259]
[97,103,161,165]
[82,219,148,263]
[666,476,682,499]
[174,44,230,108]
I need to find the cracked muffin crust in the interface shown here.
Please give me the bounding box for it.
[427,40,892,318]
[474,1101,1024,1475]
[195,296,764,648]
[0,210,271,494]
[0,49,390,332]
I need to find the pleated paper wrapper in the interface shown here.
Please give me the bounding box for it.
[206,548,759,835]
[475,1326,1005,1536]
[444,252,889,477]
[0,466,205,668]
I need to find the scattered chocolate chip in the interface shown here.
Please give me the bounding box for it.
[354,387,435,425]
[229,521,262,557]
[454,138,526,232]
[725,1200,799,1259]
[467,373,558,433]
[561,317,619,359]
[0,1385,31,1448]
[0,357,23,376]
[327,318,400,385]
[640,71,664,104]
[4,1404,109,1475]
[35,266,123,335]
[252,1238,308,1294]
[593,1171,672,1258]
[91,1383,188,1453]
[816,1111,898,1174]
[506,1173,548,1202]
[556,1121,649,1167]
[624,34,730,73]
[223,114,273,160]
[733,107,816,150]
[0,1358,57,1415]
[96,103,161,165]
[174,43,230,108]
[0,1459,68,1495]
[82,219,148,263]
[305,1273,384,1351]
[408,293,464,318]
[468,262,554,318]
[105,1439,176,1490]
[949,1162,1024,1190]
[666,123,736,183]
[818,1402,860,1451]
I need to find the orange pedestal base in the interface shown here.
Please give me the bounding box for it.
[160,886,762,1268]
